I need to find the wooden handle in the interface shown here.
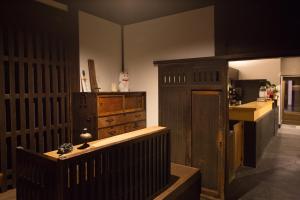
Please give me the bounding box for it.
[108,131,116,135]
[135,114,141,118]
[106,119,114,123]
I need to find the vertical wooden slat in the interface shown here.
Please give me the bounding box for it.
[27,32,36,152]
[78,158,86,199]
[148,137,153,195]
[129,144,133,200]
[153,136,157,193]
[163,133,167,185]
[145,140,149,197]
[44,33,52,152]
[124,146,129,200]
[141,140,146,199]
[18,30,26,149]
[96,152,104,200]
[8,27,17,187]
[0,27,7,191]
[59,64,66,143]
[70,161,79,200]
[36,32,44,153]
[105,150,111,200]
[87,155,95,199]
[51,35,59,149]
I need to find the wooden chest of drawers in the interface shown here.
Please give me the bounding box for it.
[72,92,146,144]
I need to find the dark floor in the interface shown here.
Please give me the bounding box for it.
[227,126,300,200]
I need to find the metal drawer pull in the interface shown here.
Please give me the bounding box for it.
[106,119,114,123]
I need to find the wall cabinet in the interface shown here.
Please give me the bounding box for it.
[72,92,146,144]
[156,57,228,200]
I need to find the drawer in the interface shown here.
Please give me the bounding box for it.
[124,121,146,133]
[124,95,144,112]
[124,123,135,133]
[98,95,124,116]
[134,121,146,130]
[125,111,146,122]
[98,125,124,139]
[98,114,125,128]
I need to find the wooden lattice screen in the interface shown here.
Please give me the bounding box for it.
[0,1,77,192]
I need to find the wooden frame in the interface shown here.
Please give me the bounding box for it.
[156,57,228,200]
[281,76,300,125]
[0,1,80,191]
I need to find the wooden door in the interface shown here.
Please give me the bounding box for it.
[159,66,190,165]
[160,87,189,165]
[192,91,225,199]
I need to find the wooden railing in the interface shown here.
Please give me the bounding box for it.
[16,127,171,200]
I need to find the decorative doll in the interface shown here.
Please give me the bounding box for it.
[119,72,129,92]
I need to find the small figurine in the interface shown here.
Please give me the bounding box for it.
[119,72,129,92]
[78,128,92,149]
[57,143,73,155]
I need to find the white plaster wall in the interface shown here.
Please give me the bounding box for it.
[79,11,122,92]
[229,58,281,85]
[281,57,300,76]
[124,7,215,126]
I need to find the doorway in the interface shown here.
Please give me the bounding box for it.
[281,76,300,125]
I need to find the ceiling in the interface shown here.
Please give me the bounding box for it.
[58,0,214,25]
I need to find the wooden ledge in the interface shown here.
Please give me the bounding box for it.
[155,163,201,200]
[44,126,167,160]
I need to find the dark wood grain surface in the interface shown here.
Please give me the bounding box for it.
[0,1,79,191]
[157,57,228,199]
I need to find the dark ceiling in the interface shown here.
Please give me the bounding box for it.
[58,0,214,25]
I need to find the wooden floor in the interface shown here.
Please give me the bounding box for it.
[228,126,300,200]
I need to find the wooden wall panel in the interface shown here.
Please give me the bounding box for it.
[16,129,171,200]
[192,91,222,196]
[0,1,78,191]
[157,58,228,200]
[159,65,190,165]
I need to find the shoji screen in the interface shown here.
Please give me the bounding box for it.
[0,1,78,191]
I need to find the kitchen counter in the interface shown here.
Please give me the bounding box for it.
[229,101,273,121]
[229,100,277,167]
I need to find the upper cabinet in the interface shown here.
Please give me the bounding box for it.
[215,0,300,59]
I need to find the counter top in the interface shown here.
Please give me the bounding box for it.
[229,101,273,121]
[44,126,167,160]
